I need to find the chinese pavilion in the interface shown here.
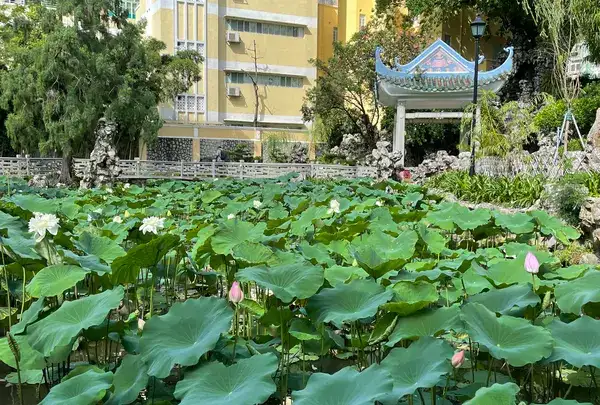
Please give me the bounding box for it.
[375,39,514,165]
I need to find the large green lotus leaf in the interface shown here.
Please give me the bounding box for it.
[454,206,491,231]
[387,305,462,346]
[290,318,321,341]
[140,297,233,378]
[236,262,324,303]
[382,281,438,316]
[379,337,453,403]
[533,400,593,405]
[555,271,600,314]
[62,249,112,274]
[6,369,43,385]
[425,203,460,231]
[11,296,45,334]
[75,231,126,263]
[460,303,553,366]
[0,307,16,320]
[111,234,180,285]
[0,211,25,234]
[290,206,329,236]
[485,254,541,286]
[27,286,124,356]
[324,265,369,287]
[105,354,149,405]
[417,223,448,255]
[467,284,540,315]
[531,210,580,244]
[40,369,113,405]
[0,334,45,370]
[26,265,88,298]
[463,383,520,405]
[493,212,535,234]
[231,241,276,266]
[298,241,336,266]
[211,220,266,255]
[174,353,278,405]
[456,268,494,295]
[544,265,590,280]
[292,365,393,405]
[3,232,41,259]
[307,279,393,327]
[10,194,58,214]
[546,316,600,368]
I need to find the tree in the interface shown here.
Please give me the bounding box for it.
[302,17,425,151]
[0,0,201,181]
[574,0,600,63]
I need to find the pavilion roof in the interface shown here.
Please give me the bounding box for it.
[375,39,514,94]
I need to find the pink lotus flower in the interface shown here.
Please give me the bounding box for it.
[400,170,412,181]
[525,252,539,274]
[228,281,244,303]
[451,350,465,368]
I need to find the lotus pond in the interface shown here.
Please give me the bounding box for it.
[0,176,598,405]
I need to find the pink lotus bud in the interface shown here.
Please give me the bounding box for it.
[451,350,465,368]
[400,170,412,181]
[228,281,244,304]
[525,252,540,274]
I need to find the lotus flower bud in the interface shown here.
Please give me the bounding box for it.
[525,252,539,274]
[451,350,465,368]
[228,281,244,304]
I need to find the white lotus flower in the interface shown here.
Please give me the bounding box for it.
[227,214,235,220]
[253,200,262,209]
[124,183,131,189]
[328,199,341,214]
[105,187,113,194]
[376,200,384,207]
[139,216,165,235]
[28,212,60,242]
[112,215,123,224]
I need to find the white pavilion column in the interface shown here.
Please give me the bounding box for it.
[393,100,406,166]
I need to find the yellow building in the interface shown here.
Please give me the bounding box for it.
[136,0,316,161]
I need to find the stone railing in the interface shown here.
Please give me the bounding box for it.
[0,156,377,180]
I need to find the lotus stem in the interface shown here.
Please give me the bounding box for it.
[417,388,426,404]
[6,332,23,405]
[1,246,11,329]
[486,355,493,386]
[232,306,238,361]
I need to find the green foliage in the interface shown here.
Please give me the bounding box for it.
[0,176,593,404]
[551,180,589,225]
[261,132,291,163]
[462,91,538,157]
[534,83,600,135]
[0,1,202,159]
[427,170,545,207]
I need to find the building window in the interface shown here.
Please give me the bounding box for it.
[122,0,139,19]
[443,34,451,45]
[359,14,366,29]
[227,72,303,88]
[333,27,338,43]
[227,19,304,38]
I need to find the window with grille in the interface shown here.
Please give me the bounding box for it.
[333,27,338,43]
[227,19,304,38]
[175,95,205,113]
[176,41,205,57]
[359,14,366,29]
[226,72,303,88]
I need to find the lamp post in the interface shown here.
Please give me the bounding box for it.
[469,14,486,176]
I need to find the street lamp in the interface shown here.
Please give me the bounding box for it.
[469,14,486,176]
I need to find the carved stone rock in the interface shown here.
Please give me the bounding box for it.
[365,141,403,180]
[77,118,122,189]
[588,108,600,149]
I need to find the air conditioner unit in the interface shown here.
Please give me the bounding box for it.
[227,87,241,97]
[226,31,241,43]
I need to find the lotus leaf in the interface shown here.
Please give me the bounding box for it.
[40,369,113,405]
[27,286,124,356]
[467,284,540,315]
[292,365,393,405]
[140,296,233,378]
[379,337,453,403]
[387,305,462,346]
[535,400,593,405]
[383,280,438,316]
[237,262,324,303]
[463,383,520,405]
[554,271,600,314]
[494,212,535,234]
[324,265,369,287]
[111,234,180,284]
[174,353,278,405]
[460,303,553,366]
[26,264,88,298]
[211,220,266,254]
[0,334,45,370]
[232,241,276,266]
[105,354,149,405]
[11,296,45,334]
[546,316,600,368]
[6,369,43,384]
[307,278,393,327]
[75,231,126,263]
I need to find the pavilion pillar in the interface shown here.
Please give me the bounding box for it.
[393,100,406,166]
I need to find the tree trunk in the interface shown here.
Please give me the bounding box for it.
[60,153,73,184]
